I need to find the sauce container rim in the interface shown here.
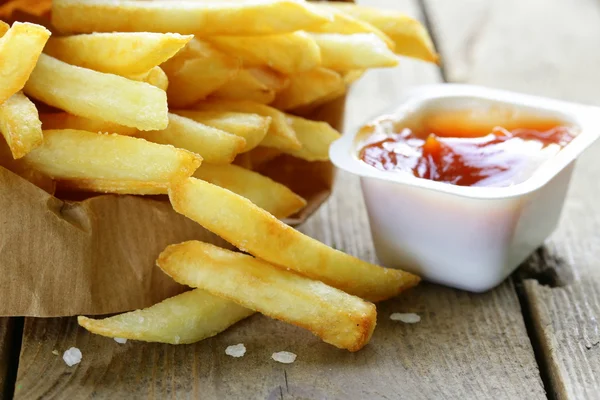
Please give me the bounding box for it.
[329,83,600,200]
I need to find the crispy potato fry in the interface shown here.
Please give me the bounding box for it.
[0,138,55,194]
[283,115,340,162]
[24,129,201,194]
[128,66,169,91]
[207,32,320,74]
[0,0,52,18]
[78,289,254,344]
[52,0,332,36]
[240,146,282,170]
[310,33,398,70]
[0,92,43,159]
[327,2,438,62]
[210,69,276,104]
[311,4,395,50]
[174,110,270,153]
[161,39,241,108]
[0,21,9,37]
[271,68,345,111]
[39,112,138,136]
[0,22,50,104]
[158,241,377,352]
[24,54,169,131]
[193,101,301,151]
[169,178,420,302]
[194,163,305,219]
[343,69,366,85]
[135,114,245,165]
[44,32,192,76]
[249,67,289,93]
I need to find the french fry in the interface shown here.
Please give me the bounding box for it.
[39,112,138,136]
[161,39,241,108]
[194,163,306,219]
[240,146,282,170]
[0,0,52,18]
[78,289,254,344]
[210,69,276,105]
[311,4,395,50]
[310,33,398,70]
[52,0,332,35]
[24,54,169,131]
[327,2,438,63]
[0,22,50,104]
[135,114,246,165]
[0,21,9,37]
[193,100,301,151]
[23,129,201,194]
[43,32,192,76]
[271,68,345,111]
[158,241,377,352]
[249,67,289,93]
[283,115,340,162]
[0,135,55,194]
[207,32,321,74]
[343,69,366,85]
[174,110,270,153]
[168,178,420,302]
[0,92,43,159]
[128,66,169,91]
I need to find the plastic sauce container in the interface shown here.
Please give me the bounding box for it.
[330,84,600,292]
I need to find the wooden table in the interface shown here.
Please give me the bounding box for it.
[3,0,600,398]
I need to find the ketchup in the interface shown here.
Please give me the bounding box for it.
[358,116,575,187]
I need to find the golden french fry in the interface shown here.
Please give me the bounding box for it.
[52,0,332,36]
[169,178,421,302]
[210,69,275,104]
[0,92,43,159]
[207,32,321,74]
[248,67,289,93]
[158,241,377,352]
[135,114,246,165]
[283,115,340,162]
[310,33,398,70]
[0,22,50,104]
[0,134,55,194]
[39,112,138,136]
[43,32,192,76]
[327,2,438,63]
[0,21,9,37]
[24,54,169,131]
[241,146,282,170]
[311,4,395,50]
[174,110,270,153]
[128,66,169,91]
[194,163,306,219]
[78,289,254,344]
[271,68,345,111]
[343,69,365,85]
[161,39,241,108]
[193,100,301,151]
[0,0,52,18]
[24,129,201,194]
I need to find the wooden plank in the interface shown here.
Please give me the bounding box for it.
[13,1,546,399]
[424,0,600,398]
[0,318,17,399]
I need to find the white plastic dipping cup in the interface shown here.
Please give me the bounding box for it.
[330,84,600,292]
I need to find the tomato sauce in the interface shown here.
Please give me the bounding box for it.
[358,115,576,187]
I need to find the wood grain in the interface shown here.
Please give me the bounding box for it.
[424,0,600,398]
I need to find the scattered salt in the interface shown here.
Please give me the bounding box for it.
[271,351,297,364]
[51,350,59,356]
[114,337,127,344]
[62,347,82,367]
[390,313,421,323]
[174,335,181,344]
[225,343,246,358]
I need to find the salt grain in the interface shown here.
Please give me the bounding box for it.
[63,347,82,367]
[114,337,127,344]
[52,350,59,356]
[174,335,181,344]
[390,313,421,323]
[271,351,297,364]
[225,343,246,358]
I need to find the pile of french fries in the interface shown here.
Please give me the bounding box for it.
[0,0,436,352]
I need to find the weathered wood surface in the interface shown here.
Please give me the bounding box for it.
[424,0,600,398]
[11,1,549,399]
[0,319,17,399]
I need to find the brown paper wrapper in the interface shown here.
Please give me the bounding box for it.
[0,96,345,317]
